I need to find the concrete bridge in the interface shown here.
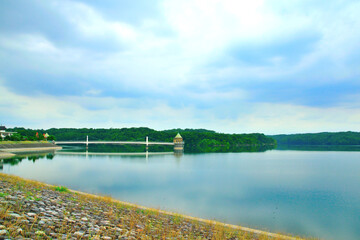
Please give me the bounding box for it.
[55,136,175,147]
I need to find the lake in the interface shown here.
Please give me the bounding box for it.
[1,146,360,240]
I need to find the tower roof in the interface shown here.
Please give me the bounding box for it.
[174,133,182,139]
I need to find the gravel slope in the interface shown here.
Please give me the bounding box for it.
[0,173,300,240]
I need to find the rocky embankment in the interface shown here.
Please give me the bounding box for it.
[0,174,298,240]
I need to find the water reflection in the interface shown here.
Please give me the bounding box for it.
[60,144,175,153]
[58,151,177,163]
[185,144,275,153]
[58,144,276,154]
[1,149,182,168]
[1,148,360,240]
[0,151,56,167]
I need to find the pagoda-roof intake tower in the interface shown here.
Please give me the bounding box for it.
[173,133,184,151]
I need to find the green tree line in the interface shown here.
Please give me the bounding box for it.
[8,127,276,147]
[270,131,360,145]
[1,129,55,141]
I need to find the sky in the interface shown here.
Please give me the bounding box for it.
[0,0,360,134]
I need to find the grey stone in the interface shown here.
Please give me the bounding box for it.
[74,231,84,237]
[35,230,45,236]
[5,195,17,200]
[100,220,110,225]
[9,213,21,218]
[27,212,37,217]
[50,232,58,237]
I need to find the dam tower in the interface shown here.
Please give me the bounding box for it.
[173,133,184,151]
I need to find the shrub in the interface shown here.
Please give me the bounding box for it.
[54,186,69,193]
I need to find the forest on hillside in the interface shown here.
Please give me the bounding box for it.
[270,132,360,145]
[8,127,276,148]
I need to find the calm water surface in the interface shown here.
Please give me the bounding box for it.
[1,148,360,240]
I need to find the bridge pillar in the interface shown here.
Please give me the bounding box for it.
[86,135,89,149]
[146,136,149,150]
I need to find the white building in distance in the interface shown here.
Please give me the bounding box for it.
[0,126,16,140]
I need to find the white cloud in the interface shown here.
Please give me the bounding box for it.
[0,34,57,53]
[3,77,359,134]
[0,80,199,129]
[280,1,360,82]
[0,33,89,77]
[54,0,138,44]
[1,0,360,132]
[213,102,360,134]
[162,0,312,54]
[160,0,360,85]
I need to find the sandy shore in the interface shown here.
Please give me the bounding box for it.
[0,173,303,239]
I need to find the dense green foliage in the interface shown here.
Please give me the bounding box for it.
[2,133,25,141]
[186,144,275,153]
[9,127,276,148]
[3,128,55,141]
[270,131,360,145]
[275,145,360,151]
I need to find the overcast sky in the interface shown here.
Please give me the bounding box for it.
[0,0,359,134]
